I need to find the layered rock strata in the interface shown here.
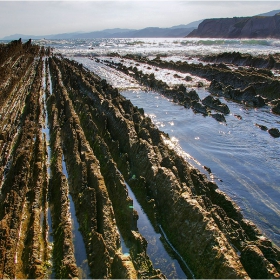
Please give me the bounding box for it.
[0,41,49,278]
[49,55,280,278]
[105,53,280,116]
[48,57,162,279]
[101,59,228,122]
[117,53,279,99]
[202,52,280,70]
[0,40,280,279]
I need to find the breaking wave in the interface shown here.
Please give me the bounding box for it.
[33,38,280,57]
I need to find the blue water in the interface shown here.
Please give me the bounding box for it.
[124,181,189,278]
[42,58,54,278]
[62,156,91,279]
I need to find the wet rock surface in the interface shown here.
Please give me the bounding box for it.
[0,41,280,279]
[116,52,280,102]
[268,128,280,138]
[101,58,229,122]
[202,95,230,114]
[271,99,280,115]
[202,51,280,70]
[98,53,280,127]
[53,55,280,278]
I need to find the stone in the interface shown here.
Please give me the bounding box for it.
[255,123,268,131]
[211,113,226,122]
[187,89,200,101]
[191,101,209,115]
[271,100,280,115]
[240,245,280,279]
[202,95,230,114]
[208,79,224,96]
[268,128,280,138]
[184,75,193,81]
[234,114,242,120]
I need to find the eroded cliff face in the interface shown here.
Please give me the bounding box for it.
[188,13,280,38]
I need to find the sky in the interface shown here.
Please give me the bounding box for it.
[1,1,280,38]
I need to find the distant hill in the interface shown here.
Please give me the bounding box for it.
[111,27,195,38]
[1,22,200,40]
[187,12,280,39]
[2,33,44,40]
[170,20,204,29]
[257,10,280,17]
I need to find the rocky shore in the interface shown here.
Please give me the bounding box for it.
[100,52,280,135]
[0,40,280,279]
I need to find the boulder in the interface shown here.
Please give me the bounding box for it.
[268,128,280,138]
[187,89,200,101]
[251,95,266,107]
[183,97,192,109]
[255,123,268,131]
[191,101,209,115]
[225,86,265,107]
[184,75,193,81]
[208,79,224,96]
[240,245,280,279]
[241,86,256,102]
[234,114,242,120]
[271,99,280,115]
[173,91,186,103]
[202,95,230,114]
[211,113,226,122]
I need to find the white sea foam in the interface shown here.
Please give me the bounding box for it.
[36,38,280,57]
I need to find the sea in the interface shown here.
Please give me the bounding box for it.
[35,37,280,246]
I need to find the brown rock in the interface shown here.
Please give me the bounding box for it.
[241,245,280,279]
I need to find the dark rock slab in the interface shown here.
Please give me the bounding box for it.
[202,95,230,114]
[271,99,280,115]
[268,128,280,138]
[255,123,268,131]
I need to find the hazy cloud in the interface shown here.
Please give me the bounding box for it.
[1,1,280,38]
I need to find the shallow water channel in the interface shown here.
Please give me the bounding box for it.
[42,59,90,278]
[42,59,54,277]
[61,156,91,278]
[124,180,190,278]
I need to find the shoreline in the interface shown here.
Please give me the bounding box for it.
[0,39,279,279]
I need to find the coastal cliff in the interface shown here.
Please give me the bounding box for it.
[187,13,280,38]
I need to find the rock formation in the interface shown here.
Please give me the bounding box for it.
[0,40,279,279]
[188,13,280,38]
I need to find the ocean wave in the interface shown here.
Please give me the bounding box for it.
[180,38,280,47]
[37,38,280,57]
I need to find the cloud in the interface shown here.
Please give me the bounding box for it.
[1,1,280,38]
